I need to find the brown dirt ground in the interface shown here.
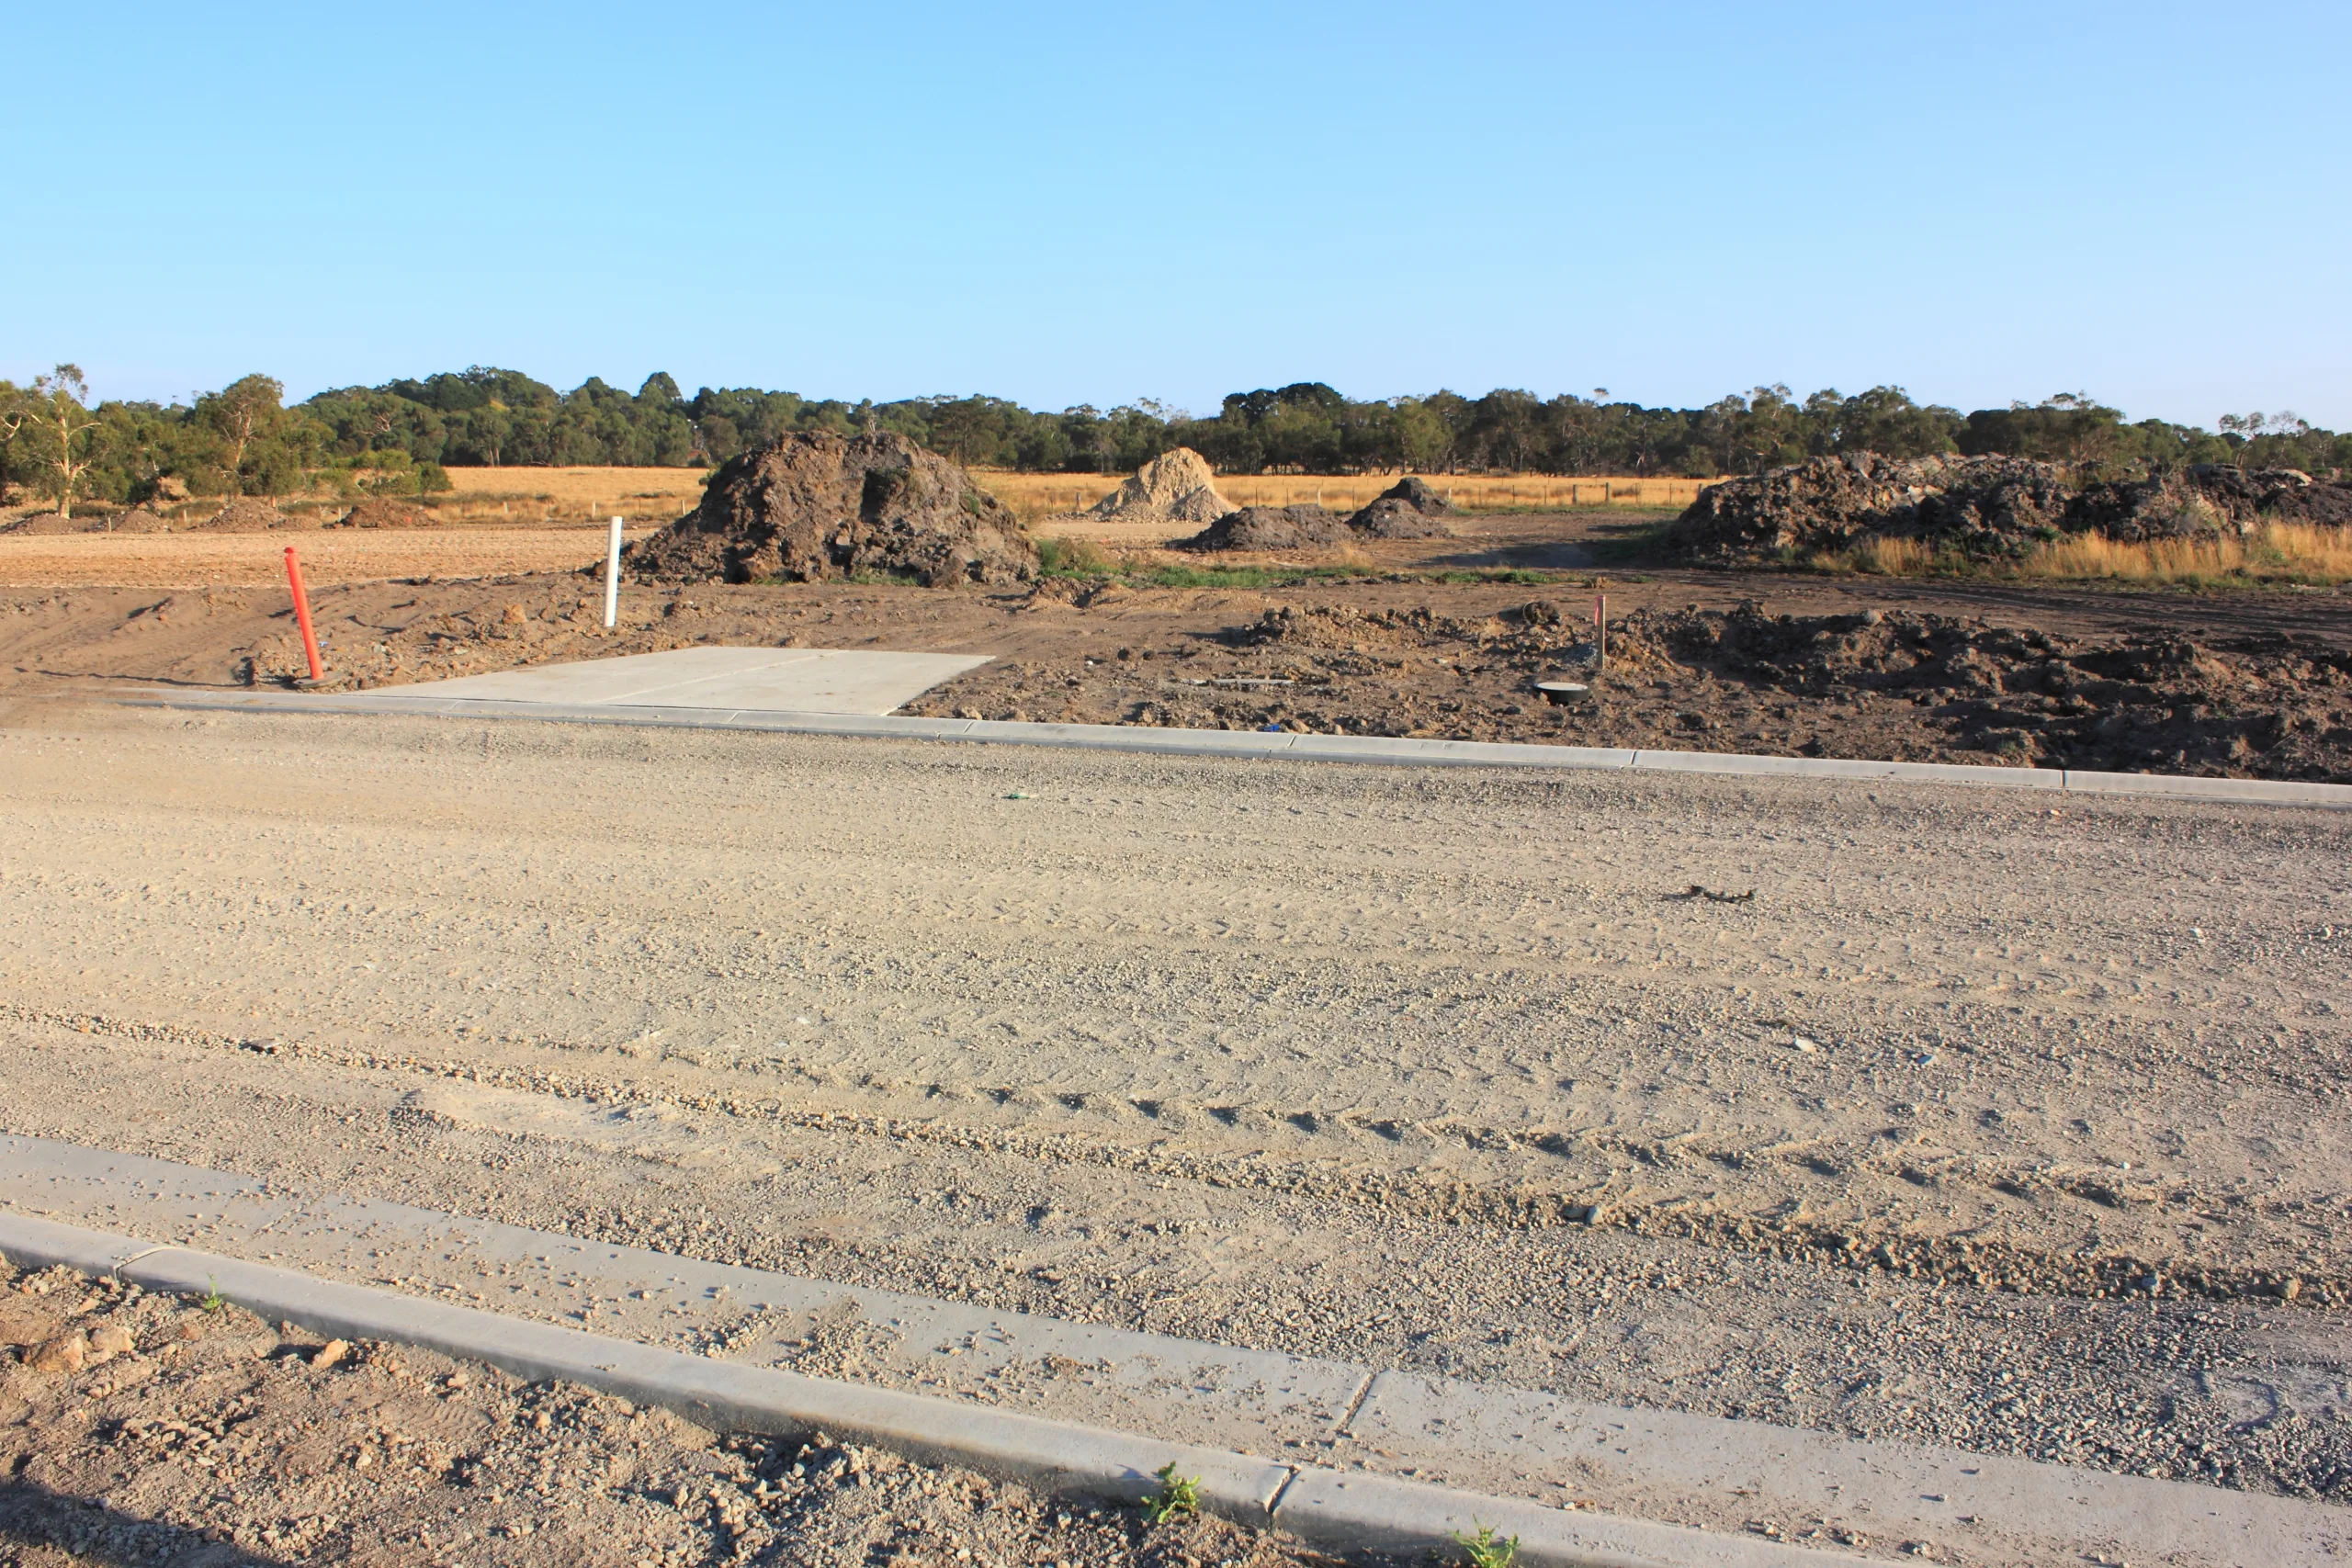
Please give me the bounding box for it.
[0,1257,1327,1568]
[4,511,2350,780]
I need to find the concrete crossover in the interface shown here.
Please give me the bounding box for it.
[123,685,2352,808]
[2,1138,2344,1566]
[353,646,993,716]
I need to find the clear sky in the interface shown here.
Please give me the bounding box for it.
[9,1,2347,427]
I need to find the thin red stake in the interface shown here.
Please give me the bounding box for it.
[284,546,323,682]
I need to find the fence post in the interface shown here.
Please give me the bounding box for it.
[604,516,624,629]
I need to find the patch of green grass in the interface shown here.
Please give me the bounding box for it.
[1035,536,1114,577]
[1451,1522,1521,1568]
[1421,568,1553,586]
[1142,1462,1202,1525]
[1129,563,1375,590]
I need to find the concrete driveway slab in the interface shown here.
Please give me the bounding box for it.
[363,646,990,716]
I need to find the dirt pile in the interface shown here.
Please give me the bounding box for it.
[1080,447,1233,525]
[1668,454,2074,561]
[1174,477,1456,552]
[1672,454,2352,563]
[1170,502,1348,552]
[1346,475,1456,539]
[624,431,1035,587]
[1,512,92,536]
[2072,465,2352,537]
[4,507,178,536]
[334,497,435,529]
[195,498,306,533]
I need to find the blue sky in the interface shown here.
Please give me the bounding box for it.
[9,2,2347,427]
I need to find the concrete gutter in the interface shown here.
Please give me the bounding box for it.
[0,1211,1853,1568]
[119,688,2352,809]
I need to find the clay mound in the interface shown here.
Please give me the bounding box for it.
[196,498,301,533]
[1083,448,1234,525]
[625,431,1035,587]
[1668,454,2080,562]
[334,498,435,530]
[1347,477,1456,539]
[1673,454,2352,564]
[2074,466,2352,538]
[2,512,93,535]
[1171,503,1349,553]
[109,508,172,534]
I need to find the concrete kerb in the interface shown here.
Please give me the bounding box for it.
[0,1211,1859,1568]
[119,687,2352,808]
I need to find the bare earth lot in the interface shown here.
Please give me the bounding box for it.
[5,510,2352,780]
[0,705,2347,1533]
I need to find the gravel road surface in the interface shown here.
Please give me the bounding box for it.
[1,700,2346,1512]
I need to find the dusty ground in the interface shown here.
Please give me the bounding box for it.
[0,1258,1312,1568]
[3,508,2350,779]
[0,706,2346,1523]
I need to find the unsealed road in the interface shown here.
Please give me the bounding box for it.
[3,701,2347,1505]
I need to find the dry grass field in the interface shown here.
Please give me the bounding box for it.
[0,527,651,589]
[1833,519,2352,588]
[434,466,709,525]
[977,468,1712,526]
[440,466,1715,529]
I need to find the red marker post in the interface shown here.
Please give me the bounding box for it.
[283,545,323,682]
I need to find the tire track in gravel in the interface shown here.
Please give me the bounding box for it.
[2,709,2347,1291]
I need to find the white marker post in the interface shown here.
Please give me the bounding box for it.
[603,516,624,629]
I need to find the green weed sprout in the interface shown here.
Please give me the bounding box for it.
[198,1278,226,1314]
[1452,1521,1521,1568]
[1142,1461,1201,1524]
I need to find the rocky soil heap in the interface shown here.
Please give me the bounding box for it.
[625,432,1035,587]
[1080,448,1233,525]
[1172,476,1458,552]
[1670,453,2352,564]
[1346,475,1457,539]
[1170,502,1348,552]
[333,497,435,529]
[196,498,304,533]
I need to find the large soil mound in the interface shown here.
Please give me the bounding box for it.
[1346,476,1456,539]
[1170,503,1348,552]
[1670,454,2352,563]
[625,432,1035,587]
[1081,448,1233,526]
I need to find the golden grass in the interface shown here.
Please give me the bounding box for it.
[0,527,658,590]
[435,467,708,526]
[979,470,1712,528]
[1830,521,2352,588]
[439,465,1714,530]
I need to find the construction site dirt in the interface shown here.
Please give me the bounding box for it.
[5,508,2352,781]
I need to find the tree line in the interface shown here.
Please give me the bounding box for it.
[3,363,2343,516]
